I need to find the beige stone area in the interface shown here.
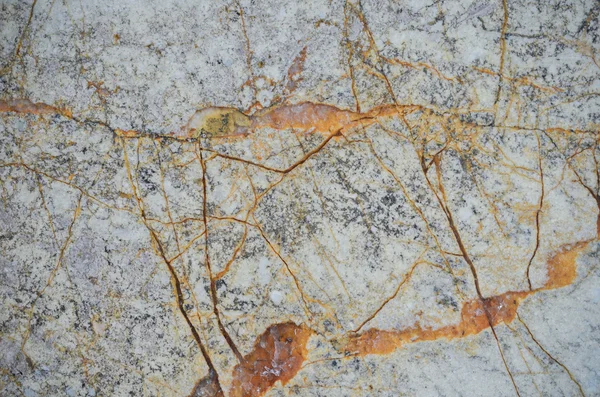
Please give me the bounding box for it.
[1,0,600,396]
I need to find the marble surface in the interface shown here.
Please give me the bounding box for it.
[1,0,600,396]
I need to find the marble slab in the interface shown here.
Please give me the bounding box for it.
[1,0,599,396]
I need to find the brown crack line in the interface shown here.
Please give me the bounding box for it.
[526,133,545,290]
[516,312,585,396]
[196,145,245,363]
[15,0,38,58]
[423,149,520,395]
[121,139,224,395]
[154,143,209,352]
[363,134,466,300]
[494,0,510,118]
[235,0,258,112]
[568,147,600,239]
[343,1,362,113]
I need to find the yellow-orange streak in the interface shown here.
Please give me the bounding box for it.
[347,240,591,356]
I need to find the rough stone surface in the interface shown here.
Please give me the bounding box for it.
[1,0,600,396]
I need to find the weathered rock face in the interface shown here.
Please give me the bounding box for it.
[1,0,599,396]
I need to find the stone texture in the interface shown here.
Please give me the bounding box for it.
[1,0,599,396]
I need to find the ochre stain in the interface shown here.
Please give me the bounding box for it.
[184,107,252,138]
[250,103,360,135]
[346,291,530,355]
[114,128,142,138]
[346,240,592,356]
[87,81,111,97]
[285,46,307,93]
[229,322,312,397]
[184,102,405,139]
[0,98,72,118]
[543,240,589,290]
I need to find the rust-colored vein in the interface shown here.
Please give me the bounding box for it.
[229,323,313,397]
[0,98,72,118]
[347,290,527,355]
[186,103,349,138]
[2,98,597,146]
[285,47,307,95]
[0,98,169,140]
[347,240,592,356]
